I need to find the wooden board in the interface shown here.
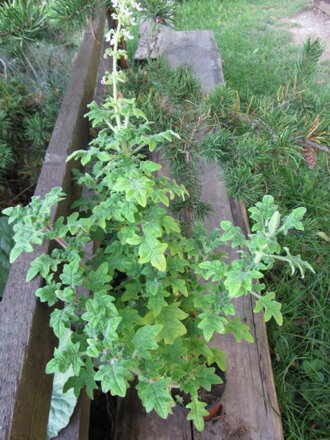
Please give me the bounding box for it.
[0,13,105,440]
[114,29,283,439]
[135,22,225,91]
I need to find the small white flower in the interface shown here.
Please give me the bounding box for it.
[101,77,106,85]
[105,31,111,42]
[123,30,134,40]
[132,1,143,11]
[130,16,137,26]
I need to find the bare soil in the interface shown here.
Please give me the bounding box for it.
[281,4,330,62]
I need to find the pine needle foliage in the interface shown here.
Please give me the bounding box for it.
[295,37,324,89]
[50,0,99,28]
[0,0,48,44]
[123,58,211,223]
[139,0,176,25]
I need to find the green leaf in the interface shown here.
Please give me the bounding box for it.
[133,325,163,359]
[268,211,281,235]
[47,329,78,440]
[64,358,98,399]
[50,305,75,338]
[137,378,173,419]
[138,236,168,271]
[198,312,227,341]
[248,195,277,232]
[208,347,227,371]
[84,262,112,292]
[104,317,122,343]
[171,278,188,297]
[147,293,167,316]
[46,339,84,376]
[194,365,222,391]
[113,176,153,207]
[281,207,306,235]
[224,317,254,343]
[35,283,59,306]
[142,221,162,238]
[94,360,133,396]
[140,160,161,175]
[152,303,188,344]
[161,215,180,234]
[186,397,208,431]
[198,260,226,281]
[146,279,163,297]
[254,292,283,325]
[60,261,84,287]
[280,247,315,278]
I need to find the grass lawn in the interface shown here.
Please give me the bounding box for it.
[174,1,330,439]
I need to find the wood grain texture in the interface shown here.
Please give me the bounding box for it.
[114,385,192,440]
[117,28,283,439]
[135,23,225,92]
[0,13,105,440]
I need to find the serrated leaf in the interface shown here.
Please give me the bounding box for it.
[208,347,227,371]
[133,324,162,358]
[194,365,222,391]
[171,278,188,296]
[198,312,227,341]
[50,305,75,338]
[224,317,254,343]
[161,216,180,234]
[142,221,162,238]
[254,292,283,325]
[94,360,133,396]
[146,279,163,296]
[137,378,173,419]
[60,261,84,287]
[63,357,98,399]
[138,236,168,271]
[46,339,84,376]
[186,397,208,431]
[140,160,161,175]
[147,293,167,316]
[152,303,188,344]
[35,284,59,306]
[281,207,306,235]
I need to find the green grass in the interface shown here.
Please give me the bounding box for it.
[176,0,316,98]
[174,1,330,438]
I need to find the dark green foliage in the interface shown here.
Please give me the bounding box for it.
[295,38,324,89]
[50,0,99,28]
[0,0,48,45]
[139,0,176,26]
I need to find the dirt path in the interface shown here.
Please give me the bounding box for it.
[281,2,330,63]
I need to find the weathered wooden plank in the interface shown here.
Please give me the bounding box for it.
[115,385,192,440]
[135,24,225,91]
[0,13,105,440]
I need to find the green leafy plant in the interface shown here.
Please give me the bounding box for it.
[0,216,13,298]
[2,0,314,431]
